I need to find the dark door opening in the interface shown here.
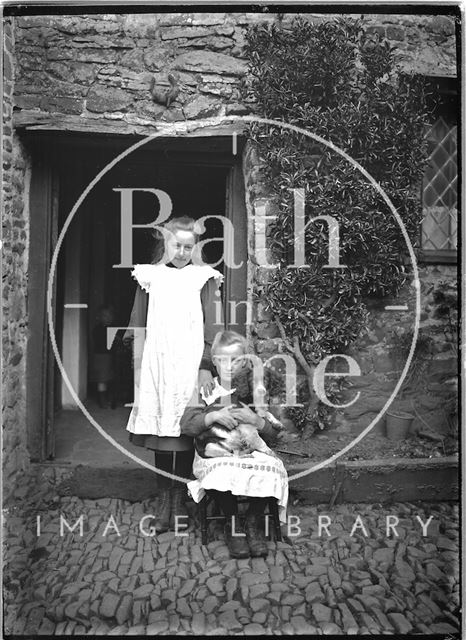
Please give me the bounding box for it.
[44,134,247,463]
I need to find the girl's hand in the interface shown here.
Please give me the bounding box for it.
[230,402,262,429]
[206,405,238,430]
[199,369,215,396]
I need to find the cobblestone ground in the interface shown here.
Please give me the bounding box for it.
[3,469,461,636]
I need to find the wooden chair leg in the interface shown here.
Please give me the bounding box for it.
[199,495,208,545]
[268,497,282,542]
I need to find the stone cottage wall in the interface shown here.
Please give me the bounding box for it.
[344,266,458,436]
[12,12,272,134]
[12,12,456,133]
[3,17,32,502]
[5,10,458,471]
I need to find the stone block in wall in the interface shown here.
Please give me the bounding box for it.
[40,97,84,115]
[9,346,23,367]
[247,181,273,199]
[192,14,227,26]
[243,143,261,169]
[46,48,75,61]
[160,108,188,123]
[97,68,153,92]
[122,14,159,38]
[215,25,235,36]
[3,50,13,81]
[74,48,120,64]
[57,15,122,36]
[16,25,56,43]
[199,82,234,99]
[120,48,146,70]
[144,46,174,72]
[138,102,169,120]
[9,288,25,323]
[181,36,234,51]
[386,26,405,41]
[17,51,47,72]
[173,51,247,76]
[182,94,221,119]
[255,338,285,357]
[48,61,97,84]
[13,95,42,110]
[255,301,273,323]
[86,85,133,112]
[428,15,456,37]
[3,19,11,38]
[18,76,89,98]
[161,26,214,40]
[174,72,198,87]
[234,14,275,26]
[69,35,134,50]
[254,322,280,340]
[225,102,249,115]
[196,73,238,85]
[68,35,135,50]
[158,13,194,26]
[254,266,276,286]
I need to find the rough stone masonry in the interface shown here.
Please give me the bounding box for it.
[3,11,458,498]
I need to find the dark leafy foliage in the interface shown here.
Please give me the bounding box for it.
[242,17,433,434]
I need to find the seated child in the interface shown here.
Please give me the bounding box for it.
[179,330,289,559]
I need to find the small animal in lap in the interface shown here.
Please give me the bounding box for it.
[197,419,275,458]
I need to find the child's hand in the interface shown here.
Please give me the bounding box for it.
[206,405,238,430]
[199,369,215,396]
[230,402,263,429]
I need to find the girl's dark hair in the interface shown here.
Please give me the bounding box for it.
[151,216,200,264]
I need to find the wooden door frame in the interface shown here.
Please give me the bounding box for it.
[26,139,58,461]
[24,132,249,460]
[224,162,249,334]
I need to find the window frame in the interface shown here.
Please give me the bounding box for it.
[418,76,458,265]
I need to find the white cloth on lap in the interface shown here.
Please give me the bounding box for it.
[187,450,289,523]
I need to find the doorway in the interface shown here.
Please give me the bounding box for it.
[27,133,248,462]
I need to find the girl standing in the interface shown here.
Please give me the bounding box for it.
[125,216,223,531]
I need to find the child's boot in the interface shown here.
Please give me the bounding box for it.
[169,484,188,530]
[245,512,269,558]
[154,487,171,533]
[224,516,250,559]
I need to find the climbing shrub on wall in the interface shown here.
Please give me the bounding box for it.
[242,17,432,435]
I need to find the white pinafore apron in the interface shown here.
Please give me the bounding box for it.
[126,263,223,437]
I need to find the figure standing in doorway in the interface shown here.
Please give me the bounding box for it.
[124,216,223,532]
